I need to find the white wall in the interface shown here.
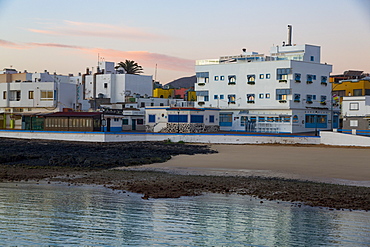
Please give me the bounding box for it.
[321,131,370,147]
[342,96,370,117]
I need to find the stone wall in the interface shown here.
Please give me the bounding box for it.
[156,123,219,133]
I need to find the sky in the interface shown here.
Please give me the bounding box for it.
[0,0,369,84]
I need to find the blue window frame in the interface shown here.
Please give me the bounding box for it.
[204,95,209,101]
[148,114,156,123]
[294,93,300,102]
[266,74,271,79]
[305,114,327,128]
[214,76,219,81]
[220,76,225,81]
[294,73,301,82]
[168,114,188,123]
[214,95,218,99]
[219,113,232,126]
[220,95,224,100]
[228,94,236,104]
[190,115,204,123]
[209,115,215,123]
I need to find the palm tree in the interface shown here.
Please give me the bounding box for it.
[115,60,143,74]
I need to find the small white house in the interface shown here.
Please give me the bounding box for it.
[145,107,220,133]
[341,96,370,130]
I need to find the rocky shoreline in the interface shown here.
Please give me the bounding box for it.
[0,138,369,211]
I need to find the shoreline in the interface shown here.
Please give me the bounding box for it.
[0,138,369,211]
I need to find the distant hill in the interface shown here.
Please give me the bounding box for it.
[164,75,196,89]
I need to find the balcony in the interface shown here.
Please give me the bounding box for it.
[295,80,301,83]
[197,82,205,86]
[247,81,255,85]
[228,81,236,85]
[321,82,328,86]
[279,80,287,83]
[247,101,255,104]
[306,81,313,84]
[279,100,287,103]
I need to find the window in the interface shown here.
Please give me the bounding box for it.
[3,91,6,99]
[276,89,291,101]
[321,76,327,85]
[240,116,247,126]
[209,115,215,123]
[190,115,204,123]
[122,119,129,125]
[259,93,264,99]
[160,103,164,106]
[305,114,327,128]
[313,75,317,80]
[247,94,255,103]
[293,115,299,123]
[276,68,291,81]
[306,94,313,103]
[40,90,53,101]
[350,103,359,110]
[350,120,358,127]
[353,89,362,96]
[204,95,209,101]
[140,102,145,107]
[258,117,265,122]
[196,72,209,84]
[9,90,21,101]
[228,75,236,84]
[220,95,224,100]
[214,76,219,81]
[168,114,188,123]
[307,74,313,84]
[265,93,270,99]
[219,113,232,126]
[148,114,156,123]
[294,73,301,82]
[28,91,34,99]
[266,74,271,79]
[320,95,327,105]
[104,83,108,88]
[137,119,144,125]
[220,76,225,81]
[259,74,264,79]
[228,94,236,104]
[312,95,316,100]
[294,94,301,102]
[247,75,255,84]
[214,95,218,99]
[310,56,314,61]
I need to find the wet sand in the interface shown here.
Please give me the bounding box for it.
[126,144,370,186]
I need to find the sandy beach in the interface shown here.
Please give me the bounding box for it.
[130,144,370,186]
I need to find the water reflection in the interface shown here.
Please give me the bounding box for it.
[0,182,369,246]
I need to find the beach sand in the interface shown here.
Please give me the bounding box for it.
[128,144,370,186]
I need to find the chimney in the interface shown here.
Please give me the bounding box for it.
[287,25,292,46]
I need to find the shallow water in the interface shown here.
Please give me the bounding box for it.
[0,182,369,246]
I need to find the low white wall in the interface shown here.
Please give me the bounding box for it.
[0,130,320,145]
[0,130,105,142]
[320,131,370,147]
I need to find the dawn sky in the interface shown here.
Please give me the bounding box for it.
[0,0,369,83]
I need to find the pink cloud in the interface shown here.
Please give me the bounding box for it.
[28,20,167,41]
[1,39,194,72]
[0,39,27,49]
[85,48,194,72]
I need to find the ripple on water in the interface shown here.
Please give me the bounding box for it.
[0,182,369,246]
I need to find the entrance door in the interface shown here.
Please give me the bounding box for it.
[132,119,136,130]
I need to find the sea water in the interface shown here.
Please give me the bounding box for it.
[0,182,369,246]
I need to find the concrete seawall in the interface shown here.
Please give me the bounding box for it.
[0,130,320,145]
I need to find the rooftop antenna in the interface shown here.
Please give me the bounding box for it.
[154,64,158,81]
[287,25,292,46]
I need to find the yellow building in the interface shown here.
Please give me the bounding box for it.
[153,88,174,98]
[332,77,370,97]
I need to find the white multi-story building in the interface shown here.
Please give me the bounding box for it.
[81,61,153,109]
[0,68,84,129]
[195,37,333,133]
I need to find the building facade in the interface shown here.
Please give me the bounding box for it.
[195,43,333,133]
[0,68,84,129]
[145,107,219,133]
[341,96,370,130]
